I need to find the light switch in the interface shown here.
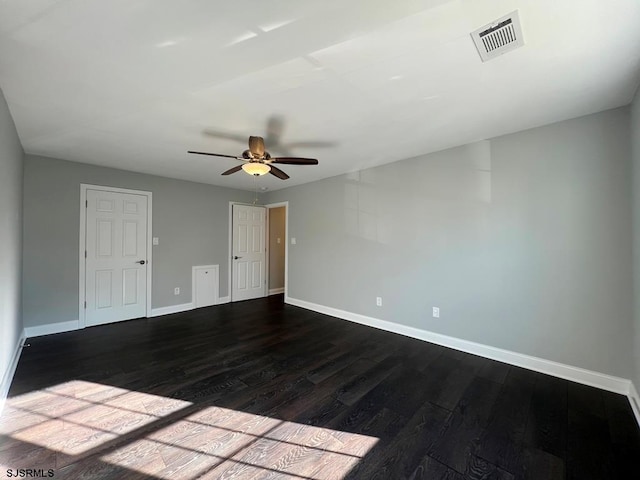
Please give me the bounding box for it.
[153,237,159,245]
[291,237,297,245]
[277,237,281,244]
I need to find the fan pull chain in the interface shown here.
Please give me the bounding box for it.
[253,174,259,205]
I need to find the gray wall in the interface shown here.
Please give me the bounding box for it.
[268,206,286,290]
[0,88,24,388]
[22,155,254,328]
[267,107,633,379]
[632,89,640,390]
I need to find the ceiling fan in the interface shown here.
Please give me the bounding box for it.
[202,115,336,157]
[188,136,318,180]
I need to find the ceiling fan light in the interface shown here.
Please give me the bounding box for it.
[242,162,271,176]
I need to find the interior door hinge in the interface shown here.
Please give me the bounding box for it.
[84,301,86,309]
[85,250,87,258]
[85,200,88,208]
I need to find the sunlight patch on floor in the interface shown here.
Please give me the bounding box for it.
[1,380,192,459]
[1,381,378,479]
[101,406,379,480]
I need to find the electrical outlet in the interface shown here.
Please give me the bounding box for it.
[376,297,382,307]
[291,237,297,244]
[174,287,180,295]
[432,307,440,318]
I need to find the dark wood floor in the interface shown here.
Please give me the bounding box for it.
[1,295,639,479]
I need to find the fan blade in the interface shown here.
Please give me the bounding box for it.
[270,157,318,165]
[188,150,241,160]
[221,165,244,176]
[269,165,290,180]
[248,136,265,156]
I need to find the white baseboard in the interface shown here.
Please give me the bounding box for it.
[150,303,194,317]
[268,288,285,295]
[286,296,632,396]
[1,329,26,414]
[217,296,230,304]
[24,319,79,338]
[629,382,640,427]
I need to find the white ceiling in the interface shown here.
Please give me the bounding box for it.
[1,0,639,191]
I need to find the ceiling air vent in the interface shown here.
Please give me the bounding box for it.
[471,11,524,62]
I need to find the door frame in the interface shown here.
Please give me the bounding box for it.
[79,184,153,328]
[265,202,289,298]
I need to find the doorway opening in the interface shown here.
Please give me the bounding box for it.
[266,204,287,296]
[228,201,288,302]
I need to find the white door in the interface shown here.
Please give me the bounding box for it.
[232,204,266,301]
[85,189,148,327]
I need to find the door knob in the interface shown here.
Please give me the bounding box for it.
[136,260,146,265]
[233,256,242,260]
